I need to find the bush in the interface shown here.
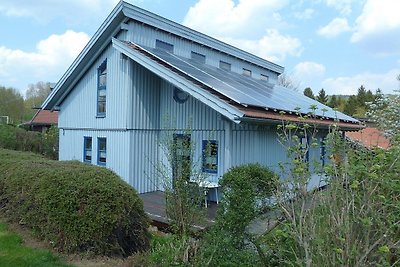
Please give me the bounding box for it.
[0,149,150,256]
[0,124,58,159]
[217,163,278,247]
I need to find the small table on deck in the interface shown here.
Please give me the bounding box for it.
[197,181,219,208]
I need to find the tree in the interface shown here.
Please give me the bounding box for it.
[367,77,400,140]
[24,81,52,120]
[316,88,328,105]
[344,95,358,116]
[278,73,299,91]
[303,87,315,99]
[327,95,338,108]
[0,86,25,124]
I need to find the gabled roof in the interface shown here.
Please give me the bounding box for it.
[345,127,391,149]
[42,1,283,111]
[24,109,58,126]
[113,39,362,130]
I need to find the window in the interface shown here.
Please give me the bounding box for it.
[300,136,309,163]
[320,137,326,166]
[191,51,206,64]
[97,60,107,116]
[155,39,174,53]
[260,74,269,82]
[243,68,252,77]
[219,60,231,71]
[98,137,107,165]
[83,137,92,163]
[172,134,191,182]
[202,140,218,174]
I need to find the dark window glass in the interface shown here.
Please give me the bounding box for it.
[191,51,206,64]
[219,60,231,71]
[98,137,107,165]
[172,134,191,183]
[202,140,218,173]
[155,39,174,53]
[97,60,107,116]
[84,137,92,163]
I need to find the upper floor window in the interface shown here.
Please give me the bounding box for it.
[156,39,174,53]
[83,137,92,163]
[202,140,218,174]
[97,60,107,116]
[260,74,269,82]
[219,60,231,71]
[243,68,252,77]
[98,137,107,166]
[191,51,206,64]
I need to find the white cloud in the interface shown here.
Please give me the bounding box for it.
[222,30,302,62]
[0,30,90,93]
[294,8,315,20]
[322,68,400,95]
[183,0,289,38]
[351,0,400,55]
[183,0,301,62]
[0,0,120,23]
[318,17,351,38]
[294,61,326,78]
[292,61,326,89]
[324,0,355,16]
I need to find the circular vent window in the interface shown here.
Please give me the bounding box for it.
[173,87,189,103]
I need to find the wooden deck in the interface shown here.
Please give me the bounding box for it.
[139,191,218,231]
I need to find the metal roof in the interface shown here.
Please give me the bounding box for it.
[114,40,360,128]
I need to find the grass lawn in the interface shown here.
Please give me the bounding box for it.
[0,223,72,267]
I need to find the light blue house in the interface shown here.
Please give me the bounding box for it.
[43,1,361,196]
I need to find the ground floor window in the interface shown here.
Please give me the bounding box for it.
[98,137,107,165]
[83,137,92,163]
[172,134,191,182]
[202,140,218,174]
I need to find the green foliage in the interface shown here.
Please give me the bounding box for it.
[0,124,58,159]
[0,149,150,257]
[303,87,315,99]
[272,125,400,266]
[217,163,278,247]
[0,86,25,124]
[0,223,71,267]
[316,88,328,105]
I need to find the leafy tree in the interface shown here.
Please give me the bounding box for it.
[303,87,315,99]
[316,88,328,105]
[24,81,52,120]
[0,86,25,124]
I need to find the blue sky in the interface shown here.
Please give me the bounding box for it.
[1,0,399,96]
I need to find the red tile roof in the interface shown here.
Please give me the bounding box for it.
[29,109,58,125]
[345,127,391,150]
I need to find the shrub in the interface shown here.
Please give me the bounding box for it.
[0,149,150,256]
[217,163,278,247]
[0,124,58,159]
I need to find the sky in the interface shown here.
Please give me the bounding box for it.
[1,0,400,97]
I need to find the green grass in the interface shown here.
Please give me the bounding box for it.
[0,223,72,267]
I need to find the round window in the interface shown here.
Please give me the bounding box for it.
[173,87,189,103]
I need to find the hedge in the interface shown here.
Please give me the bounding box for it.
[0,149,150,256]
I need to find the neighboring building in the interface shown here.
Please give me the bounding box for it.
[23,109,58,133]
[42,1,362,196]
[346,127,391,150]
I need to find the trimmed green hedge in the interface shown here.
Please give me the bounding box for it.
[0,149,150,256]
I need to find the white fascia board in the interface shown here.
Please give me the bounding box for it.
[42,2,125,110]
[121,3,284,74]
[112,38,244,122]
